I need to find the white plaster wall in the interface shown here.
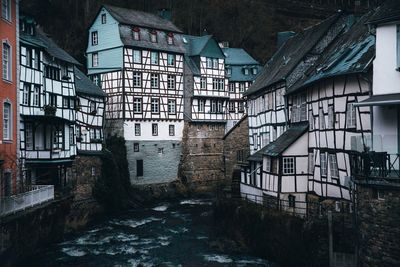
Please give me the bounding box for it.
[373,106,398,154]
[124,120,184,141]
[373,24,400,95]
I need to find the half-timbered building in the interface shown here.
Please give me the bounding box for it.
[221,46,261,132]
[74,67,106,154]
[86,5,185,184]
[19,16,80,189]
[0,0,18,196]
[241,12,375,215]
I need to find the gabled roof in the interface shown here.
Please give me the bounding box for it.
[222,48,259,65]
[20,27,80,65]
[368,0,400,25]
[244,13,341,97]
[103,5,182,33]
[262,122,308,157]
[183,35,225,58]
[288,12,375,94]
[74,67,106,97]
[228,65,262,82]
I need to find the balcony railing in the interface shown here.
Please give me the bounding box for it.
[350,152,400,184]
[0,185,54,216]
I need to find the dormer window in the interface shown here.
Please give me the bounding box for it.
[252,68,258,75]
[133,27,140,41]
[150,30,157,43]
[101,14,106,24]
[244,68,249,75]
[167,32,174,45]
[91,31,98,46]
[226,68,232,76]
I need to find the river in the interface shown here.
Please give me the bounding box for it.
[24,199,277,267]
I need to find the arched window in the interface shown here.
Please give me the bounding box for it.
[2,41,11,81]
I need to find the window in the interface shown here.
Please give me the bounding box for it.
[93,75,101,87]
[133,98,142,113]
[252,68,258,75]
[211,100,217,113]
[151,98,159,113]
[167,33,174,45]
[167,75,175,90]
[62,97,69,108]
[253,134,257,150]
[137,160,143,177]
[168,99,176,115]
[206,58,213,68]
[34,50,40,70]
[3,102,11,140]
[228,101,235,112]
[25,48,32,67]
[320,152,327,177]
[2,42,11,80]
[2,0,11,21]
[151,73,159,88]
[134,143,139,152]
[212,58,218,69]
[152,123,158,136]
[45,66,60,80]
[226,68,231,76]
[133,72,141,87]
[133,50,141,63]
[329,154,339,179]
[308,151,315,174]
[150,30,157,43]
[319,108,325,130]
[49,93,57,106]
[90,101,96,114]
[238,102,245,112]
[25,123,33,150]
[200,77,206,89]
[135,123,141,136]
[198,99,205,112]
[265,156,271,172]
[309,110,314,130]
[133,27,140,40]
[92,53,98,67]
[212,78,224,90]
[158,148,164,154]
[229,83,235,92]
[22,83,30,105]
[91,31,98,46]
[292,94,307,122]
[244,68,249,75]
[169,125,175,136]
[101,14,107,24]
[167,54,175,66]
[53,125,63,149]
[150,51,158,65]
[283,157,295,175]
[217,101,223,113]
[346,103,356,128]
[239,83,245,92]
[69,126,75,145]
[91,167,96,177]
[328,106,334,129]
[288,195,296,208]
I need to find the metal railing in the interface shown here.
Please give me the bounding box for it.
[0,185,54,216]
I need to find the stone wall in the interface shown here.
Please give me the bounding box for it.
[126,140,182,185]
[0,198,72,267]
[357,185,400,267]
[179,122,226,193]
[223,116,249,181]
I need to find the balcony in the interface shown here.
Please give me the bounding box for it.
[350,152,400,186]
[0,185,54,216]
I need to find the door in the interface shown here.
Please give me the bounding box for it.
[137,160,143,177]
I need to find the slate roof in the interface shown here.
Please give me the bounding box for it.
[244,13,341,97]
[103,5,182,33]
[222,48,259,65]
[368,0,400,25]
[183,35,213,56]
[119,25,185,54]
[261,122,308,157]
[287,11,375,94]
[356,93,400,106]
[185,56,201,76]
[20,27,80,65]
[228,65,262,82]
[74,67,106,97]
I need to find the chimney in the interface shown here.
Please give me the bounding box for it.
[277,31,295,48]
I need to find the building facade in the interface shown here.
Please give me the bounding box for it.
[19,16,80,189]
[0,0,18,197]
[86,5,185,185]
[222,46,261,132]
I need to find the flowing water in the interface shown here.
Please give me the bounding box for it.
[25,199,277,267]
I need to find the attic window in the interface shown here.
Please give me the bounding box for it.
[252,68,258,75]
[150,30,157,43]
[132,27,140,40]
[244,68,249,75]
[167,32,174,45]
[101,14,106,24]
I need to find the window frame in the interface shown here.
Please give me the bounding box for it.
[2,41,11,81]
[346,103,356,128]
[133,50,141,64]
[134,123,141,136]
[152,123,158,136]
[3,101,11,141]
[167,54,175,66]
[2,0,11,21]
[150,73,159,89]
[167,75,176,90]
[329,153,339,179]
[91,31,98,46]
[150,51,158,65]
[283,157,295,175]
[168,99,176,115]
[200,77,206,90]
[133,72,142,87]
[320,152,327,177]
[151,98,160,114]
[169,125,175,136]
[101,14,107,24]
[133,98,142,113]
[92,53,99,67]
[198,99,205,112]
